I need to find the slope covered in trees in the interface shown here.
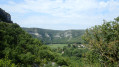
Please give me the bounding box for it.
[23,28,85,44]
[0,8,70,67]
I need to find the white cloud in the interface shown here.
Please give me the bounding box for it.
[0,0,119,30]
[0,0,100,16]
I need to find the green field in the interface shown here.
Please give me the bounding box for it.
[48,44,68,49]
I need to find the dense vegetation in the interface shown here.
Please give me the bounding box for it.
[23,28,85,44]
[0,22,71,67]
[50,44,88,67]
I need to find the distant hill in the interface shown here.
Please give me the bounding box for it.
[22,28,85,44]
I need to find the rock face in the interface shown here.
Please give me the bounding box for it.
[0,8,13,23]
[23,28,85,44]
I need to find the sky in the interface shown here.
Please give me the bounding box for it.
[0,0,119,30]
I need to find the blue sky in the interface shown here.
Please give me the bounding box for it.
[0,0,119,30]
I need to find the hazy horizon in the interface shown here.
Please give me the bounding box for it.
[22,27,86,30]
[0,0,119,30]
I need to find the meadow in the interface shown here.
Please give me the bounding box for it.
[48,44,69,49]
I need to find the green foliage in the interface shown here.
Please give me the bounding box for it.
[0,22,41,65]
[0,22,70,66]
[82,17,119,66]
[18,52,35,64]
[55,57,68,66]
[0,58,17,67]
[39,50,55,61]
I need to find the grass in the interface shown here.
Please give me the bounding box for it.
[48,44,68,49]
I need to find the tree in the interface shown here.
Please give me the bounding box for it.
[82,17,119,67]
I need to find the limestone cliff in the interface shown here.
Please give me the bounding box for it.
[23,28,85,44]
